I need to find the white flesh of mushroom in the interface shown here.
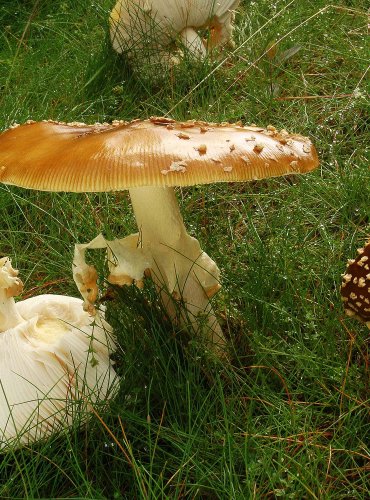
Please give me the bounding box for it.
[73,186,226,353]
[0,257,118,450]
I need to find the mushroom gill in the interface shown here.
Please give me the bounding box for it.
[0,257,118,450]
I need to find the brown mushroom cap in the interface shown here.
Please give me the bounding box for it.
[0,118,319,192]
[341,239,370,328]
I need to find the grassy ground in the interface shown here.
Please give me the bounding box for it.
[0,0,369,498]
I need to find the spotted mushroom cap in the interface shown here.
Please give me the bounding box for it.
[340,239,370,328]
[0,118,319,192]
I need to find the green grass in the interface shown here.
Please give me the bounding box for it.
[0,0,369,497]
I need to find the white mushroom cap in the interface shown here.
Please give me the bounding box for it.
[0,258,118,450]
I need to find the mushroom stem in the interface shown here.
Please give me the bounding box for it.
[0,258,25,332]
[180,27,207,58]
[128,186,225,351]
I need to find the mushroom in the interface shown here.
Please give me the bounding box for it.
[0,257,118,450]
[109,0,240,62]
[340,239,370,328]
[0,118,319,355]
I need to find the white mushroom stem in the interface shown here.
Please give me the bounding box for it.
[129,186,224,349]
[0,258,25,331]
[73,187,226,353]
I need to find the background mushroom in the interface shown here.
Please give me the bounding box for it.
[0,118,319,355]
[340,238,370,328]
[110,0,240,63]
[0,257,118,450]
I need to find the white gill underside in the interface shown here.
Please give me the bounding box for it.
[114,0,239,29]
[0,303,118,449]
[0,257,118,450]
[110,0,239,56]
